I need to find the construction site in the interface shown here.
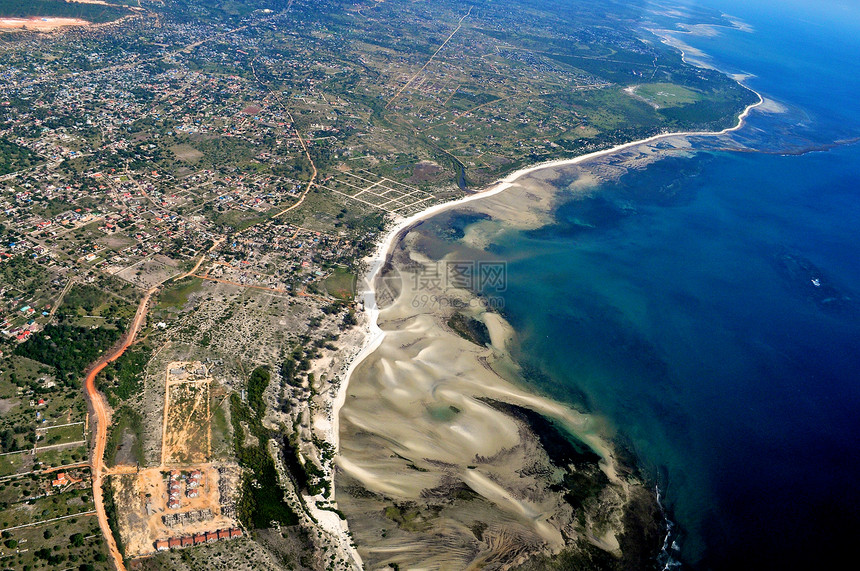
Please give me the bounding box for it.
[110,362,243,558]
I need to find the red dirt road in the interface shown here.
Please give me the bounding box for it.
[84,286,156,571]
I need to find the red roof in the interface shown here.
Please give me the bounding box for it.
[206,531,218,542]
[155,539,169,551]
[230,528,242,538]
[194,534,206,545]
[181,536,193,547]
[168,537,181,548]
[218,529,230,540]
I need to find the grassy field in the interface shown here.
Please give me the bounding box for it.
[0,487,94,529]
[171,143,204,163]
[0,520,110,570]
[35,422,85,449]
[156,277,204,310]
[631,83,702,108]
[33,443,88,469]
[0,488,109,570]
[0,451,29,477]
[321,267,356,301]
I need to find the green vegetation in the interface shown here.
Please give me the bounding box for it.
[101,477,125,557]
[0,487,94,529]
[35,422,84,449]
[230,389,298,529]
[516,538,621,571]
[383,503,433,532]
[247,366,270,420]
[631,83,702,108]
[56,283,136,330]
[103,406,143,467]
[447,312,491,347]
[157,278,203,310]
[321,267,356,301]
[0,0,131,23]
[33,443,88,468]
[0,254,45,296]
[0,451,27,477]
[0,137,39,175]
[0,424,33,454]
[97,343,151,405]
[282,432,329,497]
[62,284,112,314]
[280,345,312,389]
[15,324,120,384]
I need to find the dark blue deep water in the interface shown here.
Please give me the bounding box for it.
[482,1,860,568]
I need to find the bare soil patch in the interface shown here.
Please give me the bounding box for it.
[0,17,90,31]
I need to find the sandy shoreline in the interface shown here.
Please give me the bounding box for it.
[327,72,765,565]
[330,87,763,456]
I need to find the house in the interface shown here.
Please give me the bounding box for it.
[218,529,230,540]
[193,533,206,545]
[230,528,242,539]
[206,531,218,543]
[155,539,169,552]
[168,537,181,549]
[181,536,193,548]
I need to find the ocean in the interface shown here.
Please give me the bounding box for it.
[427,1,860,568]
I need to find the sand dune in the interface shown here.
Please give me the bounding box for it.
[336,229,633,568]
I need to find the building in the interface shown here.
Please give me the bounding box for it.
[155,539,169,552]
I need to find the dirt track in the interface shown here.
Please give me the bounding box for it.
[84,286,157,571]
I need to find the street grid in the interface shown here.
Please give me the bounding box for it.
[320,170,437,217]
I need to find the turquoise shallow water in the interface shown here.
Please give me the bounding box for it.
[496,145,860,568]
[429,1,860,568]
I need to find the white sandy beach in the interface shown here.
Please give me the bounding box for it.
[323,72,764,567]
[330,87,763,454]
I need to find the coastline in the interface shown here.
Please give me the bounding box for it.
[331,86,764,455]
[326,75,763,568]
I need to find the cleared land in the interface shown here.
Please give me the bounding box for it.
[161,362,212,466]
[112,463,241,558]
[627,82,703,108]
[110,361,241,558]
